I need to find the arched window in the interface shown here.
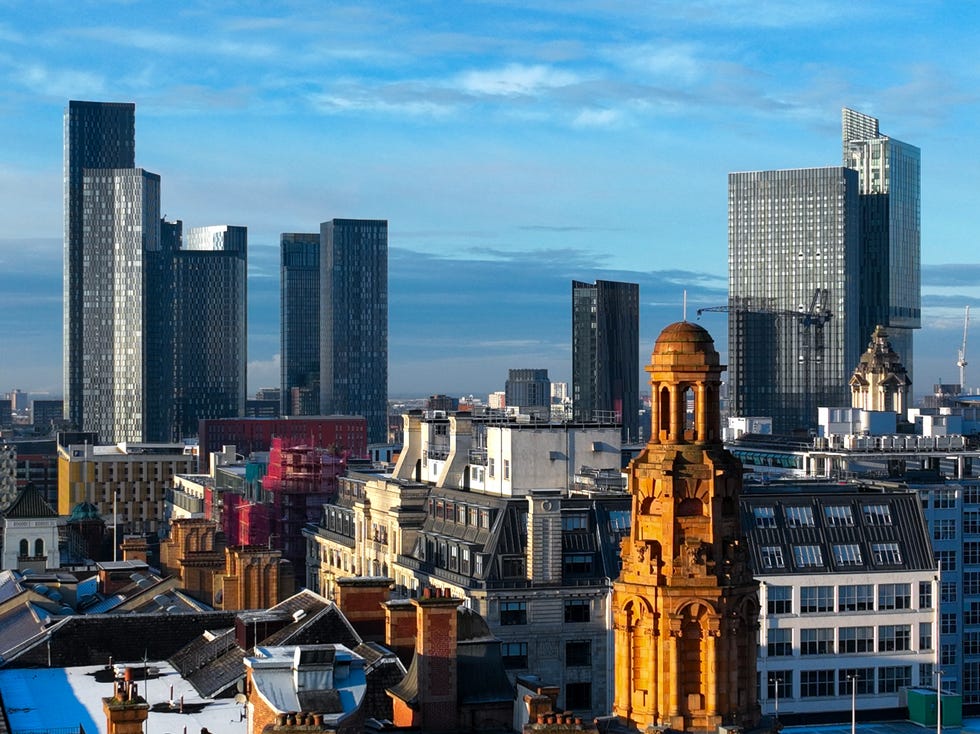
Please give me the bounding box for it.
[34,538,44,557]
[659,387,671,435]
[19,539,28,557]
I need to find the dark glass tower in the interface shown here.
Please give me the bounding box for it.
[281,233,320,416]
[172,225,248,438]
[64,101,136,430]
[319,219,388,444]
[571,279,640,442]
[505,368,551,416]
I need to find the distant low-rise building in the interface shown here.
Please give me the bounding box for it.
[58,441,195,538]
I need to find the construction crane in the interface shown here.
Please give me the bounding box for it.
[696,288,833,359]
[958,305,971,391]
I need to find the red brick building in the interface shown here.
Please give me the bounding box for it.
[197,416,367,469]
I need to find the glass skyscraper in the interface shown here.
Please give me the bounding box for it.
[172,225,248,438]
[842,108,921,379]
[281,233,320,416]
[63,101,136,430]
[571,279,640,442]
[319,219,388,444]
[728,109,920,433]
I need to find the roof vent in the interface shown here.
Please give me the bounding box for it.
[292,609,307,622]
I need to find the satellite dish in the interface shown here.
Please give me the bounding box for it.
[234,693,247,704]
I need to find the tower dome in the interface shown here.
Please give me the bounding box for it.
[652,321,720,365]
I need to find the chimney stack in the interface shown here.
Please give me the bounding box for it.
[413,588,459,731]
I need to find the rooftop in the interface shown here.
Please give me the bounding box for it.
[0,660,241,734]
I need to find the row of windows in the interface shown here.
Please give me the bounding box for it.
[752,502,893,529]
[765,666,913,698]
[427,498,493,529]
[766,623,931,656]
[501,598,593,626]
[500,640,592,670]
[766,582,929,615]
[759,541,902,570]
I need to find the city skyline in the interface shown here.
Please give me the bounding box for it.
[2,3,980,398]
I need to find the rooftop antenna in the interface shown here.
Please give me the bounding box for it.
[683,290,688,321]
[958,305,971,392]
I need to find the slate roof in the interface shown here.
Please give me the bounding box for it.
[168,591,364,699]
[0,604,46,662]
[2,485,57,518]
[740,486,935,576]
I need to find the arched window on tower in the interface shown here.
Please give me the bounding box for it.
[683,385,696,440]
[659,387,671,437]
[34,538,44,557]
[19,539,28,557]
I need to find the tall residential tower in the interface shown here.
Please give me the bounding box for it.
[280,233,320,416]
[319,219,388,444]
[572,279,639,442]
[728,109,920,433]
[64,100,247,442]
[174,225,248,438]
[63,101,136,430]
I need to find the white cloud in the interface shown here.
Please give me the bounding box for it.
[572,107,623,128]
[248,353,280,394]
[14,63,105,99]
[456,63,579,96]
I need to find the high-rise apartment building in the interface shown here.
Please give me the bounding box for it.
[728,110,920,433]
[729,167,861,433]
[571,279,639,442]
[281,233,320,416]
[63,101,136,430]
[843,108,921,376]
[80,167,163,443]
[319,219,388,444]
[64,101,247,443]
[171,225,248,438]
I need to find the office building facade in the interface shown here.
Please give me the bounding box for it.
[64,101,137,431]
[504,368,551,417]
[571,279,639,442]
[281,233,320,416]
[728,110,920,434]
[320,219,388,444]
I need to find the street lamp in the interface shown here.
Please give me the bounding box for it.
[849,674,859,734]
[769,675,781,725]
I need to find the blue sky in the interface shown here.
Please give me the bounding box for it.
[1,1,980,399]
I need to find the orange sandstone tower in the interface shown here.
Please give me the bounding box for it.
[613,322,759,732]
